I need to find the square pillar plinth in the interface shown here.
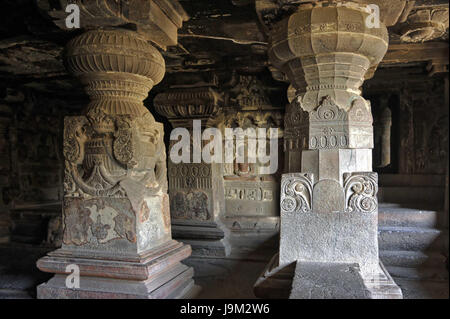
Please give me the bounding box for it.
[37,241,198,299]
[168,162,230,257]
[37,194,199,299]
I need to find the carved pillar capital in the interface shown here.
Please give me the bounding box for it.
[269,1,388,112]
[154,86,222,128]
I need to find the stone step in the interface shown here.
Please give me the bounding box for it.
[378,226,446,252]
[386,266,448,281]
[379,250,447,268]
[0,288,32,299]
[393,278,449,299]
[378,206,440,228]
[378,186,444,207]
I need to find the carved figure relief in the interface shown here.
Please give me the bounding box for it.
[63,199,94,246]
[171,191,211,221]
[46,216,63,247]
[63,198,137,246]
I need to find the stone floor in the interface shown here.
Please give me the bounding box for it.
[184,253,449,299]
[0,234,448,299]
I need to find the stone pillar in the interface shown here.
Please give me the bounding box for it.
[284,84,305,173]
[374,96,392,168]
[221,75,283,237]
[398,90,415,174]
[36,28,198,299]
[255,2,402,299]
[444,75,449,261]
[154,86,231,257]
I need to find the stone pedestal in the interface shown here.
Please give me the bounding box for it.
[254,2,402,299]
[155,86,231,257]
[36,27,198,299]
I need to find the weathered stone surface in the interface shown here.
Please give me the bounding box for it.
[254,1,403,299]
[398,7,449,43]
[155,85,230,257]
[220,74,283,236]
[36,0,189,49]
[280,173,379,275]
[289,262,371,299]
[312,180,345,213]
[35,1,199,297]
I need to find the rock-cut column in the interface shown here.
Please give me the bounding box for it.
[36,29,199,299]
[255,1,402,299]
[154,86,231,257]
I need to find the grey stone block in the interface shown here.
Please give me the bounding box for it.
[289,262,371,299]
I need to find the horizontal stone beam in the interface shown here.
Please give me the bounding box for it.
[382,42,449,65]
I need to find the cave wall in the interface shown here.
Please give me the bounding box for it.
[0,86,82,247]
[365,72,449,176]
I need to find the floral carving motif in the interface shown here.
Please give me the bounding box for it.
[343,172,378,213]
[113,116,137,168]
[310,96,347,122]
[280,173,313,213]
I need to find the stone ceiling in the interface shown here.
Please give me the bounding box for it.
[0,0,448,96]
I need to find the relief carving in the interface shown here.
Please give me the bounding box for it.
[63,198,137,246]
[343,172,378,214]
[225,185,273,202]
[63,199,93,246]
[307,96,373,150]
[168,163,212,189]
[280,173,313,214]
[171,191,211,221]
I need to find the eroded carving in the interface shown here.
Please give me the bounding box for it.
[171,191,211,221]
[399,8,449,43]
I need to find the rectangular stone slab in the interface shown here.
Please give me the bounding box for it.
[289,262,371,299]
[280,209,379,274]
